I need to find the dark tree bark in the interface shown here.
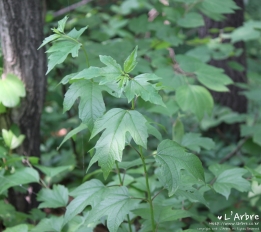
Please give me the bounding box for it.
[199,0,247,114]
[0,0,46,212]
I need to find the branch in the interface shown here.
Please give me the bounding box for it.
[219,135,250,164]
[53,0,93,18]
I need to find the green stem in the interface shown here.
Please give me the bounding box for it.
[139,146,156,231]
[115,161,133,232]
[131,99,135,110]
[81,45,90,68]
[115,161,123,185]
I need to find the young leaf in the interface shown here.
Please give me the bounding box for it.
[99,55,123,84]
[176,85,213,120]
[210,165,251,199]
[88,108,148,178]
[2,129,25,150]
[155,139,204,196]
[57,16,69,33]
[0,168,40,194]
[37,185,69,208]
[46,40,82,74]
[85,186,140,232]
[125,73,164,106]
[58,123,88,150]
[63,179,107,226]
[63,80,105,130]
[124,46,138,73]
[67,26,88,39]
[0,74,25,107]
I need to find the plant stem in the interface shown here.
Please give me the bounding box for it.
[131,99,135,110]
[139,146,156,231]
[115,161,123,185]
[115,161,133,232]
[81,45,90,68]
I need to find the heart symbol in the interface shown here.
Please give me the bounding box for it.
[217,216,222,220]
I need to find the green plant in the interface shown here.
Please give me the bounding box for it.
[33,17,251,232]
[2,0,261,230]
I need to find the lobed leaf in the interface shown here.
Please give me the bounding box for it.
[85,186,140,232]
[155,139,204,196]
[63,80,105,130]
[37,185,69,208]
[125,73,164,106]
[88,108,148,178]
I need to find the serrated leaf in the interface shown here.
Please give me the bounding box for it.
[38,34,60,49]
[88,109,148,178]
[181,133,215,152]
[178,12,204,28]
[67,26,88,39]
[0,168,40,194]
[133,204,192,223]
[58,123,88,150]
[210,166,251,199]
[85,186,140,232]
[37,185,69,208]
[35,165,72,179]
[3,224,28,232]
[124,46,138,73]
[60,67,103,84]
[46,40,81,74]
[155,139,204,196]
[99,55,123,84]
[63,80,105,130]
[0,74,25,107]
[201,0,239,14]
[63,179,106,226]
[30,216,63,232]
[195,65,233,92]
[125,73,164,106]
[176,85,213,120]
[57,16,69,33]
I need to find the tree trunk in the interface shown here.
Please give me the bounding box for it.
[199,0,247,114]
[198,0,247,139]
[0,0,46,212]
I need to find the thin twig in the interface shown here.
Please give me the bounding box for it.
[219,135,251,164]
[152,188,165,201]
[53,0,93,18]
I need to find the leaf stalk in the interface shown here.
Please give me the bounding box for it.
[139,146,156,231]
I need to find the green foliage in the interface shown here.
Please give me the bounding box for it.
[89,109,148,178]
[0,74,25,107]
[37,185,69,208]
[2,0,261,231]
[155,139,204,196]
